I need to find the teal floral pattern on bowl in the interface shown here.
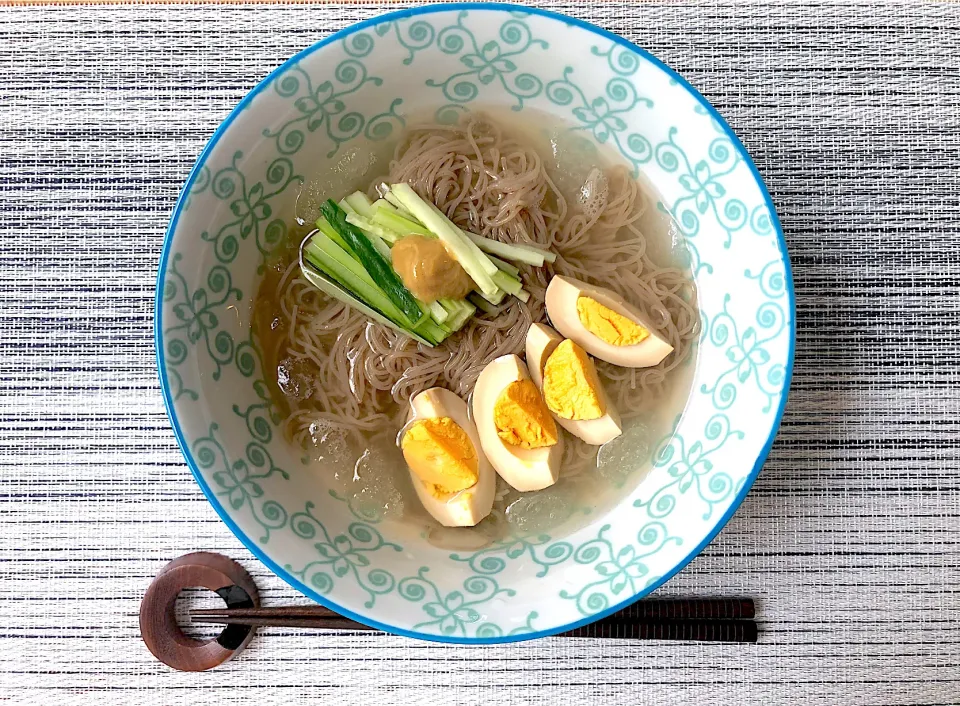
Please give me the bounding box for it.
[156,4,794,643]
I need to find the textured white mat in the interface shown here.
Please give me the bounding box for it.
[2,2,959,704]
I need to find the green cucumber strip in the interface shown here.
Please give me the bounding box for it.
[438,298,460,317]
[478,287,506,306]
[457,299,477,320]
[373,198,398,214]
[305,231,420,330]
[382,189,416,218]
[438,298,469,319]
[412,326,438,346]
[315,217,357,261]
[345,212,400,244]
[372,209,433,238]
[443,212,499,278]
[492,269,523,296]
[447,301,477,331]
[345,192,375,218]
[300,264,432,347]
[422,198,498,278]
[303,238,405,324]
[345,213,394,261]
[514,288,531,304]
[367,232,393,262]
[427,300,449,325]
[487,254,520,277]
[468,292,502,316]
[321,199,426,326]
[306,231,376,289]
[415,318,448,343]
[439,298,477,330]
[337,198,358,217]
[341,200,398,243]
[389,183,500,297]
[464,231,555,266]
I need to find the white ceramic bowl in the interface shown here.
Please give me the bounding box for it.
[156,3,794,643]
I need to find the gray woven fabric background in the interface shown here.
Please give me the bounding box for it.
[3,1,959,704]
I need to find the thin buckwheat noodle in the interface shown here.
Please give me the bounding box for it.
[261,115,698,477]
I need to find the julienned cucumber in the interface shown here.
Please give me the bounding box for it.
[345,212,401,245]
[426,300,449,325]
[304,232,452,344]
[301,187,547,345]
[316,217,357,262]
[344,192,375,218]
[464,231,555,266]
[381,188,416,218]
[388,183,501,298]
[344,213,394,259]
[490,273,530,305]
[487,254,520,277]
[478,287,506,306]
[489,271,529,305]
[423,199,501,280]
[320,200,426,326]
[307,216,467,344]
[492,270,523,296]
[300,265,433,347]
[302,236,408,327]
[438,299,461,317]
[372,198,398,214]
[446,300,477,331]
[415,318,447,344]
[468,292,503,316]
[372,209,433,239]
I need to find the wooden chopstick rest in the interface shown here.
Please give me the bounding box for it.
[140,552,261,671]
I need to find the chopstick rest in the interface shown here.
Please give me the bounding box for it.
[140,552,260,671]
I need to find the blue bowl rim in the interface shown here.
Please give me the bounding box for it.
[154,1,796,645]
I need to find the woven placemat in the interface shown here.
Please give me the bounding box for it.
[2,2,959,704]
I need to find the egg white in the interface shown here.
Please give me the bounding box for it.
[525,323,622,446]
[404,387,495,527]
[473,354,562,492]
[545,275,673,368]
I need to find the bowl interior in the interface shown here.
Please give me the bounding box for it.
[157,5,793,642]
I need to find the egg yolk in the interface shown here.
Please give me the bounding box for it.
[493,379,559,449]
[542,339,605,421]
[576,296,649,347]
[401,417,479,497]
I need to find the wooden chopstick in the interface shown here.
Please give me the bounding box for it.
[190,598,758,643]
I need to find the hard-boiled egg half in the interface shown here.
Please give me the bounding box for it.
[545,275,673,368]
[525,323,622,446]
[400,387,495,527]
[473,354,563,492]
